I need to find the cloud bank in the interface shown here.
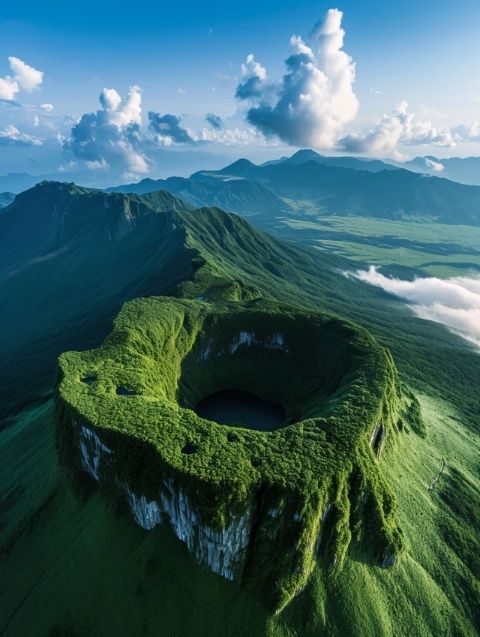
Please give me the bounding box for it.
[65,85,149,175]
[339,101,454,156]
[453,121,480,143]
[236,8,358,148]
[355,266,480,347]
[0,57,43,101]
[0,124,42,146]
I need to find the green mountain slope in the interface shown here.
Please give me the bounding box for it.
[0,182,197,414]
[110,154,480,226]
[214,159,480,225]
[108,172,291,216]
[1,181,479,636]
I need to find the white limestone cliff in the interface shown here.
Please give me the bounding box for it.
[76,421,252,581]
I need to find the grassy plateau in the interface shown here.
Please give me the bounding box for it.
[0,181,478,636]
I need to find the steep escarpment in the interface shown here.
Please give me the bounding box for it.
[56,296,415,612]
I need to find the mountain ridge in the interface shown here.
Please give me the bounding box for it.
[109,152,480,225]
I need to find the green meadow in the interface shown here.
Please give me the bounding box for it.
[277,215,480,277]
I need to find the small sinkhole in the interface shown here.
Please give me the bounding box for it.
[194,389,286,432]
[182,443,198,454]
[81,375,97,385]
[116,386,136,396]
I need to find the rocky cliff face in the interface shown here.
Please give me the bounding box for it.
[57,296,406,613]
[76,421,251,581]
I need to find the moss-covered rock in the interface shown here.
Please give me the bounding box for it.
[56,296,406,612]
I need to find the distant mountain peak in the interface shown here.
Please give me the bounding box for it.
[17,180,93,199]
[219,158,258,174]
[288,149,324,162]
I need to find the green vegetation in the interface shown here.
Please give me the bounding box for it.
[112,155,480,225]
[1,181,479,635]
[57,296,407,612]
[277,215,480,277]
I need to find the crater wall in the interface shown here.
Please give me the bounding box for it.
[56,296,411,612]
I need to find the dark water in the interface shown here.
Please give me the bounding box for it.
[195,389,285,432]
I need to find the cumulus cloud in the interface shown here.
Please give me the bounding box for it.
[8,57,43,92]
[0,77,18,101]
[0,124,42,146]
[236,9,358,148]
[354,266,480,348]
[235,54,268,100]
[205,112,224,130]
[0,56,43,101]
[339,101,455,156]
[40,102,54,112]
[65,85,149,174]
[148,112,198,145]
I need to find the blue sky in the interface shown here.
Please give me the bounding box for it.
[1,1,480,185]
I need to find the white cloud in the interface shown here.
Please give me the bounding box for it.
[424,157,444,172]
[453,121,480,142]
[86,158,109,170]
[40,102,54,112]
[65,85,149,174]
[0,76,18,101]
[99,87,122,112]
[0,57,43,101]
[354,266,480,348]
[236,8,358,148]
[200,125,265,146]
[8,57,43,92]
[235,54,268,100]
[0,124,42,146]
[339,101,455,156]
[148,112,198,145]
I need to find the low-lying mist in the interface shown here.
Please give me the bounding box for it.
[353,266,480,348]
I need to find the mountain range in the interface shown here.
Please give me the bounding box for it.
[110,150,480,225]
[392,155,480,186]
